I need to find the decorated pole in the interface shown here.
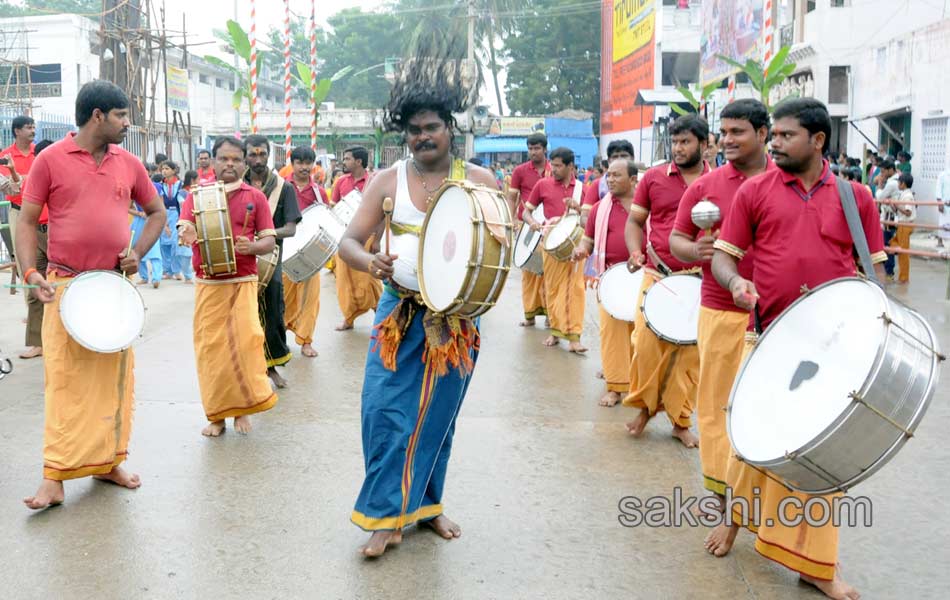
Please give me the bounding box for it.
[309,0,317,151]
[249,0,259,133]
[283,0,293,162]
[727,75,736,103]
[763,0,774,76]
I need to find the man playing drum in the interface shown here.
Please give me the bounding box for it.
[282,145,327,358]
[339,38,498,557]
[669,99,775,503]
[623,114,711,447]
[330,145,382,332]
[507,133,550,327]
[244,135,302,388]
[17,81,165,509]
[571,158,638,406]
[522,147,588,353]
[708,98,886,600]
[179,136,280,438]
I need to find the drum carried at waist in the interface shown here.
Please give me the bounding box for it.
[543,212,584,262]
[641,273,701,345]
[727,277,943,494]
[191,182,237,276]
[332,189,362,227]
[59,270,146,353]
[418,181,513,318]
[597,264,645,322]
[513,204,545,275]
[257,245,280,288]
[283,203,345,283]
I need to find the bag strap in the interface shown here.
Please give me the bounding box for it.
[836,176,879,284]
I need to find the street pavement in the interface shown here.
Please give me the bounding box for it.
[0,259,948,599]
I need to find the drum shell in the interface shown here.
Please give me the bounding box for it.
[514,223,543,275]
[641,274,701,345]
[728,278,941,494]
[193,183,237,276]
[257,245,280,288]
[283,205,342,282]
[543,216,584,262]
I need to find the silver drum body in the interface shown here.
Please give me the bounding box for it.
[282,204,345,282]
[727,277,942,494]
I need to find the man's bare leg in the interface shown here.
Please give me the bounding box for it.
[301,343,318,357]
[233,415,252,434]
[360,529,403,558]
[801,565,861,600]
[542,335,559,347]
[568,340,588,353]
[202,420,226,437]
[599,391,622,407]
[23,479,65,510]
[268,367,288,389]
[519,317,536,327]
[93,465,142,489]
[18,346,42,359]
[704,522,739,557]
[335,321,354,331]
[625,408,652,436]
[672,425,699,448]
[424,514,462,539]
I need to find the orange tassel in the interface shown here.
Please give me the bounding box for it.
[370,313,403,372]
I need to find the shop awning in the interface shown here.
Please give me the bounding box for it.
[473,136,526,153]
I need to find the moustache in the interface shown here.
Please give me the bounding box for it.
[415,141,437,152]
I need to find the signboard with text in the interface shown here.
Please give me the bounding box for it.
[601,0,655,135]
[166,66,190,112]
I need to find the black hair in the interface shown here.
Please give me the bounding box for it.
[468,157,484,166]
[243,134,270,153]
[549,146,575,165]
[899,172,914,188]
[669,114,710,143]
[75,80,129,127]
[144,162,157,172]
[614,157,638,177]
[344,146,369,168]
[526,133,548,149]
[212,136,246,158]
[849,166,863,181]
[151,173,164,183]
[154,153,168,164]
[606,140,635,159]
[897,150,911,162]
[33,139,54,155]
[161,160,179,173]
[183,170,199,187]
[880,159,895,171]
[719,98,770,132]
[290,145,316,163]
[11,115,34,137]
[197,149,211,158]
[830,163,840,175]
[771,97,832,152]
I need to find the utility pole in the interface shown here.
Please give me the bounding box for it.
[465,0,475,159]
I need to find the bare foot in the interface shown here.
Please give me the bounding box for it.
[233,415,252,434]
[599,391,621,407]
[18,346,42,359]
[519,318,536,327]
[672,425,699,448]
[542,335,559,347]
[301,343,318,357]
[268,368,288,389]
[424,514,462,539]
[23,479,64,510]
[93,466,142,489]
[692,494,725,519]
[151,281,160,289]
[801,565,861,600]
[595,370,604,379]
[568,341,588,353]
[335,321,354,331]
[360,529,403,558]
[625,408,652,436]
[136,279,149,286]
[704,523,739,557]
[202,420,226,437]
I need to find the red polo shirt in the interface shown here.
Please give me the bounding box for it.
[23,133,156,274]
[197,167,216,184]
[631,161,711,273]
[525,175,580,221]
[715,161,887,330]
[286,175,326,210]
[0,141,35,207]
[673,159,776,312]
[582,175,603,208]
[583,194,631,267]
[180,182,276,280]
[331,171,368,205]
[510,160,550,219]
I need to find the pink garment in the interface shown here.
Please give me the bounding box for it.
[592,193,614,276]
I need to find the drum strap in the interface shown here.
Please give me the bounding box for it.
[266,177,285,217]
[836,177,880,285]
[645,243,672,276]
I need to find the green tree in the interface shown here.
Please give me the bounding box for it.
[501,0,600,126]
[717,46,797,109]
[204,20,262,129]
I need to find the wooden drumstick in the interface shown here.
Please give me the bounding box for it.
[382,196,394,255]
[122,227,135,281]
[240,203,254,238]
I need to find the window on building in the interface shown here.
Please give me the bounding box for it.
[228,81,235,91]
[830,0,851,6]
[806,0,816,12]
[199,73,209,84]
[921,117,948,180]
[661,52,700,87]
[828,66,849,104]
[0,63,62,97]
[215,78,224,88]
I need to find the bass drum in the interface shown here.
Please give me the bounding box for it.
[59,270,146,353]
[513,204,545,275]
[641,274,701,345]
[597,264,645,322]
[283,204,345,282]
[543,213,583,262]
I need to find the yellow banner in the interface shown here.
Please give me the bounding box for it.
[612,0,655,63]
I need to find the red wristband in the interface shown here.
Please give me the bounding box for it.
[23,267,38,282]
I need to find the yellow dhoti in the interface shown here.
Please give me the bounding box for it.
[541,251,585,341]
[622,271,698,427]
[696,306,748,495]
[599,304,634,393]
[335,252,382,324]
[521,271,546,320]
[42,273,134,481]
[726,339,838,581]
[194,280,278,422]
[283,272,321,345]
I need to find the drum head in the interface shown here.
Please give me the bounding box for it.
[598,264,644,322]
[544,214,580,251]
[729,279,886,463]
[642,274,701,343]
[60,271,145,353]
[514,223,542,268]
[421,186,473,312]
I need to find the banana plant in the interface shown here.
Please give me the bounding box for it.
[670,80,721,116]
[716,45,797,108]
[205,20,263,128]
[293,62,353,127]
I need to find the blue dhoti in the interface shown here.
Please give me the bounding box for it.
[351,288,479,531]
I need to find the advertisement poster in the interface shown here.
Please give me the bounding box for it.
[601,0,655,135]
[166,66,190,113]
[700,0,764,86]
